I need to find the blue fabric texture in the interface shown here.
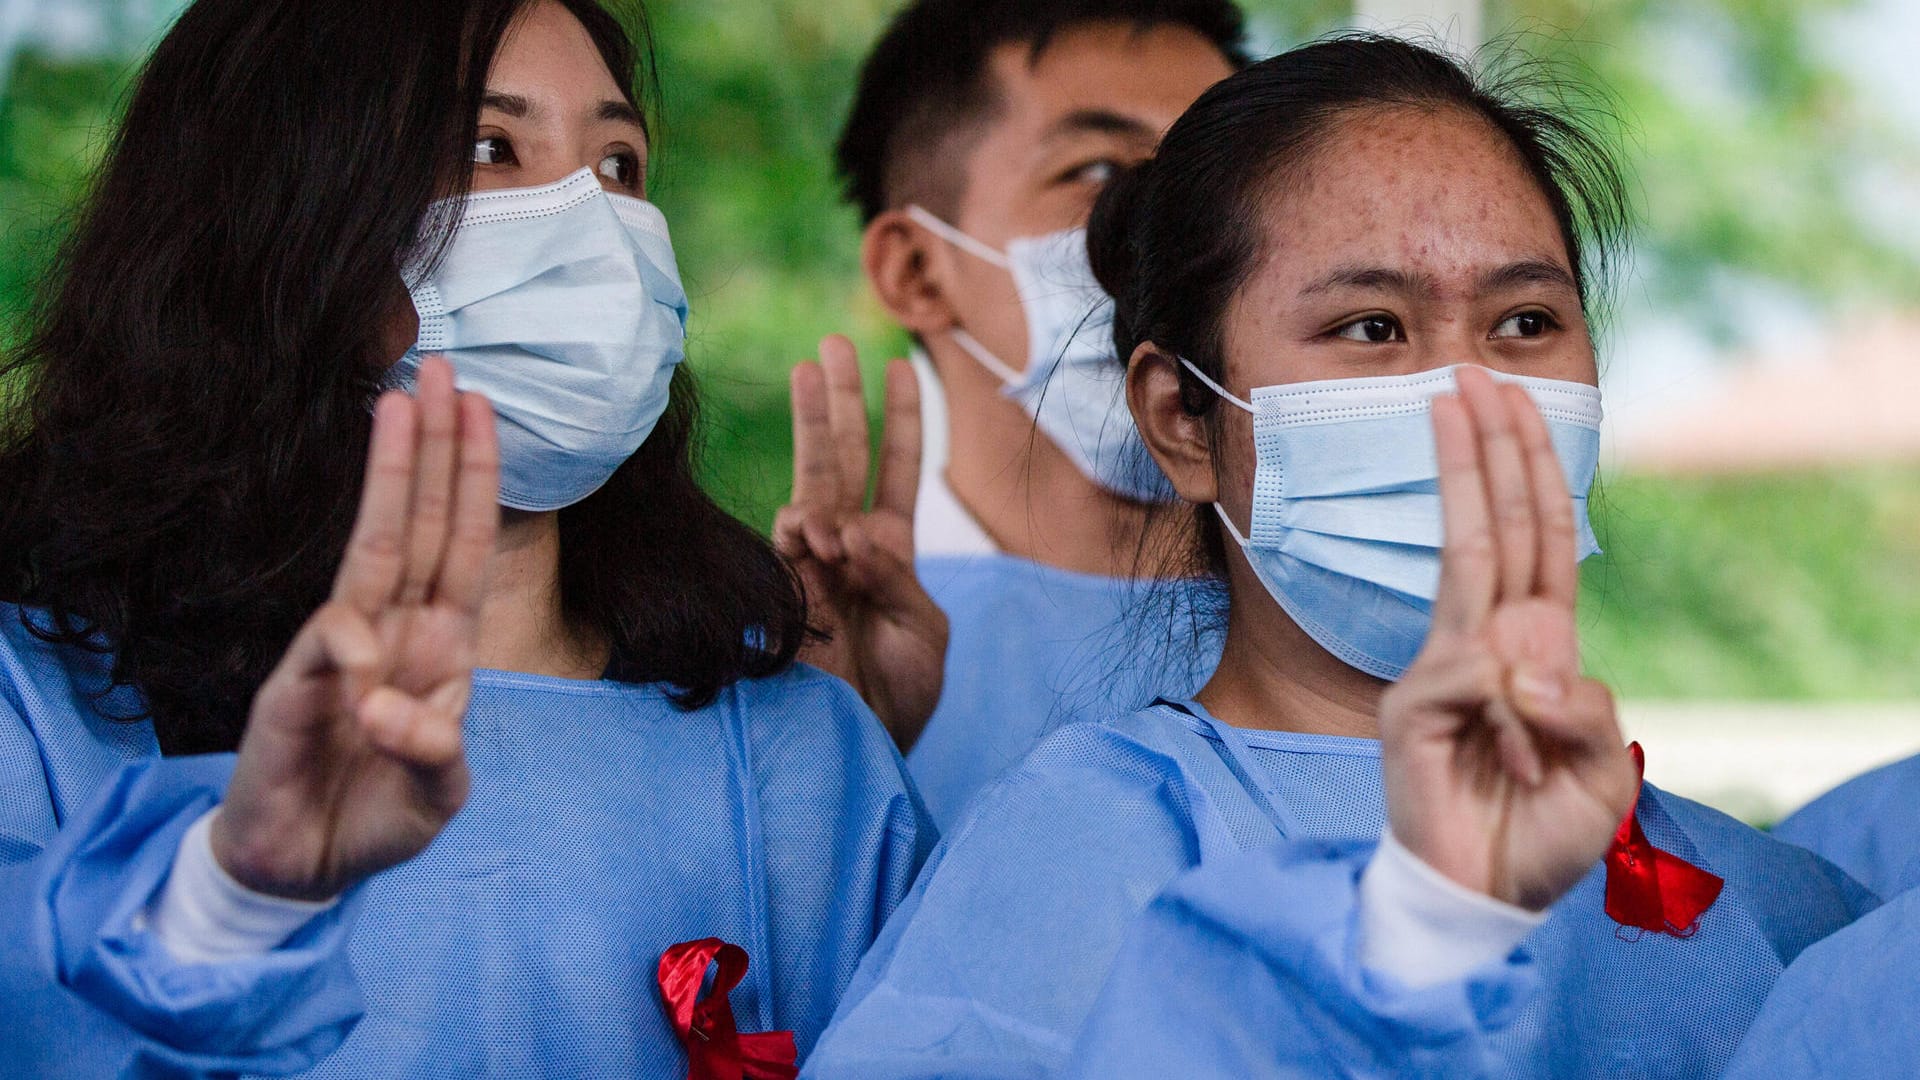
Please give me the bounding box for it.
[4,753,364,1079]
[1064,839,1538,1080]
[909,554,1222,829]
[0,605,933,1078]
[1774,752,1920,898]
[808,699,1874,1080]
[1723,882,1920,1078]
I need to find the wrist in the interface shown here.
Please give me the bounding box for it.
[1358,828,1546,989]
[147,808,340,964]
[209,802,337,902]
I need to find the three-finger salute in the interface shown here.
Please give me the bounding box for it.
[774,335,948,751]
[1380,366,1636,913]
[212,356,498,901]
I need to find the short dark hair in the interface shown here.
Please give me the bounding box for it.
[835,0,1251,224]
[1087,34,1630,575]
[0,0,810,754]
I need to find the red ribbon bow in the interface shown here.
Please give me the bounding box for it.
[657,938,798,1080]
[1603,743,1725,938]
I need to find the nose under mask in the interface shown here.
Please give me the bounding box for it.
[1182,360,1604,680]
[395,167,689,512]
[908,206,1175,504]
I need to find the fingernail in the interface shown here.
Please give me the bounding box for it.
[1515,669,1565,703]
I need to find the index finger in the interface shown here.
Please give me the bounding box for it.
[1431,393,1496,635]
[819,335,871,512]
[789,360,840,509]
[874,359,922,519]
[334,392,417,615]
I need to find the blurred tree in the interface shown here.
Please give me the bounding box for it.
[1490,0,1920,337]
[1,0,1918,704]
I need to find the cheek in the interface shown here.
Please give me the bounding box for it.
[1208,403,1260,497]
[380,283,420,367]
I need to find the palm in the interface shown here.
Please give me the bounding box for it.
[214,358,499,901]
[1381,368,1636,912]
[776,335,948,750]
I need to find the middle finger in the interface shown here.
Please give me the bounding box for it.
[400,356,459,605]
[819,335,871,512]
[1457,367,1537,603]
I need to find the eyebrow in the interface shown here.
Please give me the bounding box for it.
[1298,266,1429,298]
[481,92,538,119]
[1297,260,1581,299]
[1042,108,1156,143]
[595,99,646,133]
[481,93,647,135]
[1477,259,1580,295]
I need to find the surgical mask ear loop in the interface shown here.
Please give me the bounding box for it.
[1211,502,1253,549]
[905,205,1030,388]
[949,329,1027,386]
[1176,357,1260,552]
[1177,357,1255,414]
[905,204,1011,269]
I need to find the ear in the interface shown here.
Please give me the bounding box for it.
[1129,343,1217,505]
[862,208,960,337]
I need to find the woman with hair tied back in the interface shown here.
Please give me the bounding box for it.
[0,0,929,1076]
[807,36,1873,1080]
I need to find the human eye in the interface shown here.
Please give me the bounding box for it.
[597,149,643,193]
[1060,159,1120,187]
[1332,314,1405,344]
[473,135,517,167]
[1491,309,1559,339]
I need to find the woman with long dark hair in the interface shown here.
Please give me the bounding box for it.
[0,1,928,1075]
[807,37,1873,1079]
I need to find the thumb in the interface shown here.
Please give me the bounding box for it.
[261,604,385,729]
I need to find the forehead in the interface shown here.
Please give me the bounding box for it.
[1257,106,1571,288]
[983,22,1235,140]
[490,0,622,98]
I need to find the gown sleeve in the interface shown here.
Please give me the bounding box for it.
[1721,884,1920,1080]
[1,726,365,1078]
[1772,753,1920,899]
[804,726,1213,1080]
[1063,838,1539,1080]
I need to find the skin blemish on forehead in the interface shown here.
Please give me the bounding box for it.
[1218,103,1595,392]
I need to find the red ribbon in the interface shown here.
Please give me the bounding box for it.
[1603,743,1725,937]
[657,938,798,1080]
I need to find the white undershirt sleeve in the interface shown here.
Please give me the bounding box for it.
[141,808,340,965]
[1357,828,1547,990]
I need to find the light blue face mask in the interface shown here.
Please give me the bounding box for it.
[908,207,1175,504]
[396,168,688,512]
[1182,362,1604,681]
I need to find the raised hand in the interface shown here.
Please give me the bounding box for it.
[773,335,948,752]
[212,357,499,901]
[1378,366,1637,912]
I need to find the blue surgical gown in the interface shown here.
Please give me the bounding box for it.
[910,554,1221,828]
[0,605,933,1077]
[1722,880,1920,1078]
[807,699,1874,1079]
[1065,837,1899,1079]
[1774,752,1920,897]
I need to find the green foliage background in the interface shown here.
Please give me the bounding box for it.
[4,0,1919,700]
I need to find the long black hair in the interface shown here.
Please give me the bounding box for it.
[0,0,809,755]
[1087,34,1630,580]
